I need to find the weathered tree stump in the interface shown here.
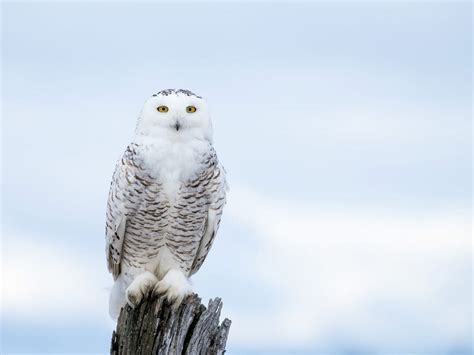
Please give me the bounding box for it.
[110,293,231,355]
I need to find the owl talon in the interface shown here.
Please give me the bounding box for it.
[153,269,192,307]
[126,289,142,307]
[152,283,166,296]
[125,271,158,308]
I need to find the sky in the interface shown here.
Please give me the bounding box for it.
[1,1,472,354]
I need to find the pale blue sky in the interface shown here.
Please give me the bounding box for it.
[2,1,472,354]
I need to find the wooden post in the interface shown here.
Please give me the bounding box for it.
[110,293,231,355]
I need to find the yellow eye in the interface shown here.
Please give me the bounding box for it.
[157,105,169,112]
[186,106,197,113]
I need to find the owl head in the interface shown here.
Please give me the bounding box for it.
[136,89,212,142]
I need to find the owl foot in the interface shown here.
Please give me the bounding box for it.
[126,271,158,308]
[153,269,192,308]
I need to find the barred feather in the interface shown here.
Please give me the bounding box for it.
[105,142,226,280]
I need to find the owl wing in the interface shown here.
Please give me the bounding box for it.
[189,154,227,276]
[105,144,146,280]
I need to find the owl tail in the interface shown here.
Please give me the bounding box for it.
[109,275,127,320]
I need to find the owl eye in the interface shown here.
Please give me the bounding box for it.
[157,105,169,113]
[186,106,197,113]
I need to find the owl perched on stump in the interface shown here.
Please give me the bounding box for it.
[105,89,227,319]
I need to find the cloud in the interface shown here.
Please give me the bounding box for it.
[225,186,472,352]
[2,231,111,326]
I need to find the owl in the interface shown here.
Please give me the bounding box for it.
[106,89,227,319]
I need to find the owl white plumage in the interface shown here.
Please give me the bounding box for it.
[106,89,227,319]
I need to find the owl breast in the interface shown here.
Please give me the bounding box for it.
[120,139,213,279]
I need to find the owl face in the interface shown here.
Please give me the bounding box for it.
[136,89,212,141]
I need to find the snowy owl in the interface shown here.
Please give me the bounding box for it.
[105,89,227,319]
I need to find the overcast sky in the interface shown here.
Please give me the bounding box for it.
[2,1,472,354]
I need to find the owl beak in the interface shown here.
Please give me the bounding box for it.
[174,121,181,131]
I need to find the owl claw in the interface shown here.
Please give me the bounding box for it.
[153,269,192,308]
[126,289,142,307]
[152,282,167,296]
[125,271,158,308]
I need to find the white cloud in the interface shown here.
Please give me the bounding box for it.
[2,231,112,326]
[225,186,472,352]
